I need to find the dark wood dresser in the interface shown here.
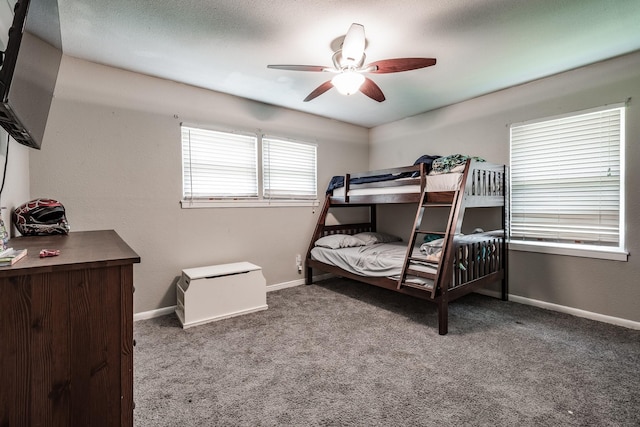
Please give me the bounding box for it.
[0,230,140,426]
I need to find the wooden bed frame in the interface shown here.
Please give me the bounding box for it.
[305,159,508,335]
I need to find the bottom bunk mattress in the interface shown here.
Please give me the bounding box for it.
[310,231,505,290]
[310,242,436,287]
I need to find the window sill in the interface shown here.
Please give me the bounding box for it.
[181,199,320,209]
[508,241,628,261]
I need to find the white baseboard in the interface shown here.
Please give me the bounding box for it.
[266,273,333,292]
[134,305,176,322]
[134,273,333,321]
[266,278,305,292]
[475,289,640,330]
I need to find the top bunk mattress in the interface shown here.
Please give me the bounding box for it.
[331,173,463,198]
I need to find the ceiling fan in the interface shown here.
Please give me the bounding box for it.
[267,23,436,102]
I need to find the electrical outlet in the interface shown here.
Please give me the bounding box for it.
[296,254,302,273]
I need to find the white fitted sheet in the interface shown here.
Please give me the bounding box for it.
[331,173,462,198]
[310,242,436,287]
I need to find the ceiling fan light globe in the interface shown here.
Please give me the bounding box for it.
[332,71,365,95]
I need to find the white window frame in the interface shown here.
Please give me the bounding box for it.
[508,104,628,261]
[181,124,319,208]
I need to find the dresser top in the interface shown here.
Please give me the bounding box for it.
[0,230,140,277]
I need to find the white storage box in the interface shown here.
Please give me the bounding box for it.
[175,262,267,329]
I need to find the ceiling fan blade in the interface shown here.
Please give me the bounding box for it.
[359,77,385,102]
[267,65,328,72]
[366,58,437,74]
[303,80,334,102]
[341,23,365,64]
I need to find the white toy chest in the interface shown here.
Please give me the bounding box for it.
[175,262,267,329]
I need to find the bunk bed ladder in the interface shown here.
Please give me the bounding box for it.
[398,185,462,299]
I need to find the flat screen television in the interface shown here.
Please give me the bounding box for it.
[0,0,62,149]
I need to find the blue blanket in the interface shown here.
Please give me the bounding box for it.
[326,174,397,194]
[326,154,441,194]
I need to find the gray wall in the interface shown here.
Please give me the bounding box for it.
[30,56,369,314]
[370,51,640,323]
[0,134,30,237]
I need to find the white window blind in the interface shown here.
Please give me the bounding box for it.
[182,126,257,199]
[263,137,317,199]
[510,105,624,249]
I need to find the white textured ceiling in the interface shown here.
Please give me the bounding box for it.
[53,0,640,128]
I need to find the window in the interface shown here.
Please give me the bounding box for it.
[182,126,257,199]
[263,136,317,199]
[509,104,626,260]
[181,125,318,207]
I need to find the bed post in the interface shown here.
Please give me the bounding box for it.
[305,195,332,286]
[437,297,449,335]
[500,233,509,301]
[370,204,377,232]
[501,164,509,301]
[305,265,313,285]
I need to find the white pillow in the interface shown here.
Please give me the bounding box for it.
[353,231,402,245]
[314,234,366,249]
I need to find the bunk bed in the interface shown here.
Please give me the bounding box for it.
[305,157,508,335]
